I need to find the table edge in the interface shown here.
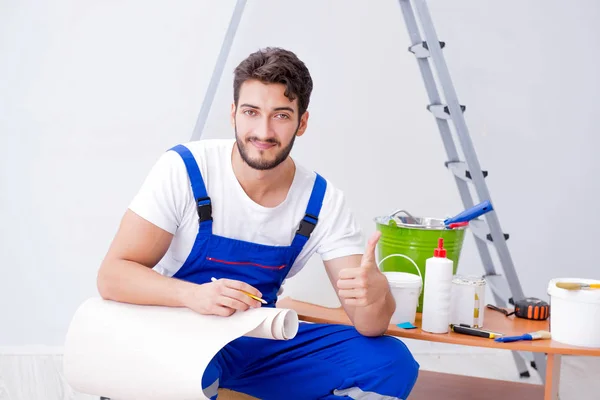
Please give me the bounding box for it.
[277,297,600,357]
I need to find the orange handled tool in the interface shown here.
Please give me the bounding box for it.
[487,297,550,321]
[514,297,550,321]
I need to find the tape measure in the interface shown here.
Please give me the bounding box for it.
[514,297,550,320]
[487,297,550,321]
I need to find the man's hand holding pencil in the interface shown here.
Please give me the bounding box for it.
[180,277,264,317]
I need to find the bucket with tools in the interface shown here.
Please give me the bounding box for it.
[375,202,493,312]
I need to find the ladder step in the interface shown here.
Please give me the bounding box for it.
[427,104,466,119]
[469,219,510,242]
[445,161,488,182]
[408,41,446,58]
[487,232,510,242]
[483,273,512,306]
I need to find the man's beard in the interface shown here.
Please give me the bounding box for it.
[235,125,297,171]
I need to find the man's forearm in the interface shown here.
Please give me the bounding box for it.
[97,260,194,308]
[352,289,396,337]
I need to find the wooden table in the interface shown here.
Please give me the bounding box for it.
[272,297,600,400]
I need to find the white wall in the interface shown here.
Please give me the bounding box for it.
[0,0,235,347]
[1,0,599,350]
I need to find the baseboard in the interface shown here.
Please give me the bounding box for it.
[0,352,96,400]
[0,346,65,355]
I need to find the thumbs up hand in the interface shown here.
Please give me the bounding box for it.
[337,231,390,307]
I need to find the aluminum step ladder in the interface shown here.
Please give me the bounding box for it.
[190,0,546,382]
[397,0,546,380]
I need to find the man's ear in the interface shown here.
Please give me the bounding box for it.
[296,111,310,137]
[230,102,236,128]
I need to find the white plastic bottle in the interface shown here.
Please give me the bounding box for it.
[421,238,454,334]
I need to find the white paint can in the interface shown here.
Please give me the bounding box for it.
[547,278,600,348]
[378,253,423,325]
[383,272,423,325]
[449,275,486,328]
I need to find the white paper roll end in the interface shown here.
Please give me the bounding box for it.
[282,309,298,340]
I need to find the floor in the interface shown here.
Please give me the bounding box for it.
[0,351,599,399]
[414,350,600,400]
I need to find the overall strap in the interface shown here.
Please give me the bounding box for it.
[291,173,327,249]
[169,144,213,235]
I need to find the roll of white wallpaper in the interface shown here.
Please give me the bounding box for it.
[63,298,298,400]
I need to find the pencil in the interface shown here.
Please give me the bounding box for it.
[210,277,267,304]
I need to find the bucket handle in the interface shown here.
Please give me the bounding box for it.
[390,209,418,225]
[377,253,422,281]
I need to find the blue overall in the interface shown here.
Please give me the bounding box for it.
[169,144,419,400]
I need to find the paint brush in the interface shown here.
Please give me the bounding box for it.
[555,282,600,290]
[210,277,267,304]
[494,330,551,343]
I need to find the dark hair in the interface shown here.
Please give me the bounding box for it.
[233,47,313,116]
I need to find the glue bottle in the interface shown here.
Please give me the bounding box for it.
[421,238,454,334]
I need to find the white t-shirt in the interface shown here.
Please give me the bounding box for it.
[128,139,364,278]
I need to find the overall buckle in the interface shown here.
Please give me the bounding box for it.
[296,213,318,238]
[197,197,213,223]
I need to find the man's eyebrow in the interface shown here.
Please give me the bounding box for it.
[273,107,294,113]
[239,104,295,113]
[239,103,259,109]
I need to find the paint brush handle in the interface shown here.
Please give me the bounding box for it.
[444,200,493,226]
[494,334,532,343]
[556,282,600,290]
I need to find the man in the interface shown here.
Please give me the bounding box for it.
[97,47,419,399]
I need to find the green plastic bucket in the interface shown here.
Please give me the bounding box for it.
[375,210,467,313]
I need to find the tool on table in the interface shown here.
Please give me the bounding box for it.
[210,277,267,305]
[486,297,550,321]
[555,281,600,290]
[494,330,551,343]
[443,200,493,227]
[449,323,503,339]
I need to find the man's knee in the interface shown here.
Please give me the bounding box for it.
[388,338,419,379]
[357,336,420,398]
